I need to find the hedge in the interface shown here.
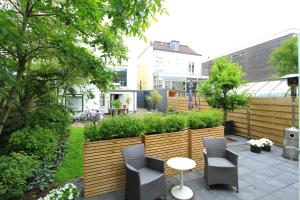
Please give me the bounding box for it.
[84,110,223,142]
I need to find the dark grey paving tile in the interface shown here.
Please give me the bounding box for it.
[259,166,285,177]
[239,158,270,171]
[272,185,298,200]
[239,165,255,176]
[269,172,298,186]
[258,194,281,200]
[273,162,299,175]
[85,191,118,200]
[233,185,268,200]
[177,171,202,182]
[251,155,283,165]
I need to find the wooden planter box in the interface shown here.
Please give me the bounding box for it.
[142,130,189,177]
[84,137,141,198]
[83,126,224,198]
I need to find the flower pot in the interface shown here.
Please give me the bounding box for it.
[262,145,271,152]
[250,145,261,153]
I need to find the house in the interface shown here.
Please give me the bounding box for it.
[137,40,207,91]
[202,31,298,82]
[64,58,138,114]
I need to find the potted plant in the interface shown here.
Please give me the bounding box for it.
[247,139,264,153]
[259,138,273,152]
[112,99,122,115]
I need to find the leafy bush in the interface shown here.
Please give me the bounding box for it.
[9,127,58,161]
[188,110,223,129]
[29,162,56,191]
[164,114,187,133]
[84,116,145,141]
[112,99,122,109]
[84,124,100,142]
[27,106,71,135]
[143,113,165,134]
[0,153,40,199]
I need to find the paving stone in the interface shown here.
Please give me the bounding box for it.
[272,185,299,200]
[239,158,270,171]
[269,172,298,186]
[258,194,281,200]
[251,154,283,165]
[259,166,285,177]
[239,166,255,176]
[274,162,299,175]
[233,185,268,200]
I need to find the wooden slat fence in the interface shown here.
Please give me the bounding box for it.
[167,96,209,112]
[228,98,299,144]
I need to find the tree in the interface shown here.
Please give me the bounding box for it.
[146,90,162,112]
[198,57,250,122]
[0,0,166,135]
[269,36,298,76]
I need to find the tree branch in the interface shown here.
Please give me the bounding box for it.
[7,0,24,16]
[0,44,17,58]
[29,13,57,17]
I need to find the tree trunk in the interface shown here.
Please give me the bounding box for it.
[223,108,228,123]
[0,63,26,135]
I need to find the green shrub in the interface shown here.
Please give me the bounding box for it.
[188,110,223,129]
[143,113,165,134]
[84,124,100,142]
[164,114,187,133]
[27,106,71,135]
[0,153,40,200]
[84,116,145,141]
[9,127,58,161]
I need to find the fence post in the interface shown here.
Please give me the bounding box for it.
[188,129,192,158]
[247,109,250,138]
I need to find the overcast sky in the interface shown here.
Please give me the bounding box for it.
[126,0,300,59]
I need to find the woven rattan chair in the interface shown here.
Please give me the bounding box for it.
[203,137,239,192]
[121,144,166,200]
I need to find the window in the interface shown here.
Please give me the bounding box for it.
[99,94,105,106]
[155,56,163,65]
[113,69,127,86]
[65,95,83,112]
[188,62,195,74]
[169,41,180,52]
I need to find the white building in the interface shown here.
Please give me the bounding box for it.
[137,40,208,91]
[64,58,138,114]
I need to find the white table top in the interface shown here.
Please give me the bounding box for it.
[167,157,196,171]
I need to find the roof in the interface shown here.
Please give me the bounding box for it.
[152,41,201,56]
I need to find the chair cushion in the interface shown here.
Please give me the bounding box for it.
[139,167,164,185]
[207,157,236,168]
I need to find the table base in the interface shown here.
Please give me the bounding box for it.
[171,185,193,200]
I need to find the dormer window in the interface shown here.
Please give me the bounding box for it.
[169,40,180,52]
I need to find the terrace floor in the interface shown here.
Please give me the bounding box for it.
[84,135,298,200]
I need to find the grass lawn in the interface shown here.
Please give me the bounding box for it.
[55,127,84,183]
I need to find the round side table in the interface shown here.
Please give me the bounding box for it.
[167,157,196,200]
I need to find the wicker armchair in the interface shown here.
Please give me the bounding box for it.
[203,137,239,192]
[121,144,166,200]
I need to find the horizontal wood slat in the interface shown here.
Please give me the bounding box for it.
[227,97,299,144]
[167,96,208,112]
[84,126,224,198]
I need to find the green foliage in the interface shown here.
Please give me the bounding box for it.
[198,57,250,121]
[39,183,79,200]
[143,113,165,134]
[84,116,145,141]
[146,90,163,111]
[9,127,58,161]
[0,153,40,200]
[29,162,56,191]
[27,106,71,134]
[269,36,298,76]
[164,114,186,133]
[112,99,122,109]
[187,110,223,129]
[84,124,100,142]
[56,128,84,183]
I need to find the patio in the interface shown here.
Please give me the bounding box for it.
[84,135,298,200]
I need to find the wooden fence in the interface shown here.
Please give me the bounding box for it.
[84,127,224,198]
[167,96,298,145]
[228,98,298,144]
[167,96,209,112]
